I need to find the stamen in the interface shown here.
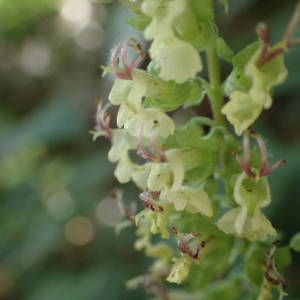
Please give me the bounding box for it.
[233,131,256,178]
[256,23,271,66]
[95,100,113,139]
[256,3,300,67]
[260,160,286,177]
[171,227,205,260]
[149,131,167,162]
[108,38,145,80]
[139,189,164,212]
[136,124,166,162]
[282,2,300,42]
[253,132,268,170]
[235,130,285,178]
[264,240,286,290]
[111,188,136,224]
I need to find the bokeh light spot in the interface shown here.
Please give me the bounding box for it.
[46,190,75,221]
[64,216,95,246]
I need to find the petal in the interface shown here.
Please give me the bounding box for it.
[114,153,135,183]
[169,186,213,217]
[109,79,133,105]
[233,172,271,209]
[150,37,202,83]
[108,129,136,162]
[167,255,192,284]
[147,162,173,191]
[222,91,262,136]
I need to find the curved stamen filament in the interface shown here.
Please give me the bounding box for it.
[171,227,205,260]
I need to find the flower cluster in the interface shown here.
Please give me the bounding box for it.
[93,1,300,299]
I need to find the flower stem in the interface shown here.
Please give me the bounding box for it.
[206,46,224,125]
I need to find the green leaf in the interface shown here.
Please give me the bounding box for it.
[143,78,205,112]
[188,0,214,21]
[170,118,204,148]
[216,37,234,63]
[127,14,151,30]
[245,245,266,286]
[232,41,260,69]
[274,246,292,273]
[224,42,260,95]
[290,232,300,252]
[173,12,218,50]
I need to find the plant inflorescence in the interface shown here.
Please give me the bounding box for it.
[92,1,300,299]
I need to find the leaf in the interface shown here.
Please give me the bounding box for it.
[216,37,234,63]
[224,42,260,96]
[274,246,292,273]
[143,78,205,112]
[245,245,266,286]
[290,232,300,252]
[232,41,260,69]
[126,14,151,30]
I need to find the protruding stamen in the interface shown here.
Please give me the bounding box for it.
[94,100,113,139]
[139,189,163,212]
[260,160,286,177]
[256,3,300,67]
[149,131,167,162]
[111,188,136,224]
[256,23,271,66]
[233,131,256,178]
[253,131,268,170]
[109,38,145,80]
[136,124,167,162]
[235,130,285,178]
[264,240,286,290]
[171,227,205,260]
[282,2,300,42]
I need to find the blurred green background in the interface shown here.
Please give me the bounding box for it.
[0,0,299,299]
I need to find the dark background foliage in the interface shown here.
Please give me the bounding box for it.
[0,0,299,299]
